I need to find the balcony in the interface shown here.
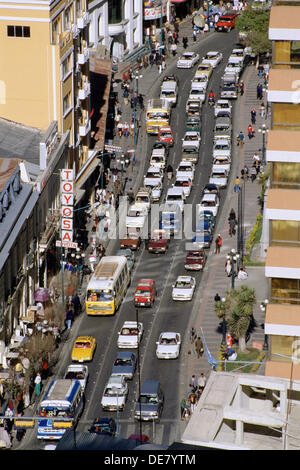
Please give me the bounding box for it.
[79,115,91,137]
[59,31,74,59]
[77,47,89,65]
[78,80,91,100]
[108,19,128,36]
[77,11,90,29]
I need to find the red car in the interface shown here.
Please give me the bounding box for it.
[134,279,156,307]
[120,234,141,251]
[184,250,207,271]
[148,230,169,254]
[158,126,174,146]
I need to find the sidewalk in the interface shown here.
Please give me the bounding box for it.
[182,63,270,407]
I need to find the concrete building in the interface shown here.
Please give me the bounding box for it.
[0,118,69,347]
[0,0,91,174]
[263,1,300,379]
[181,371,300,450]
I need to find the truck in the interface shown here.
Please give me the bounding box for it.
[215,14,238,32]
[220,73,238,99]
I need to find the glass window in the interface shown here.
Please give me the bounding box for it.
[273,103,300,130]
[272,162,300,189]
[271,278,300,304]
[63,92,71,115]
[274,41,300,67]
[64,6,72,31]
[52,20,59,44]
[7,25,30,38]
[270,335,296,363]
[108,0,123,24]
[62,55,71,79]
[271,220,300,246]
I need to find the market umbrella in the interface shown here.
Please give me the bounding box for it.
[34,288,50,302]
[193,14,205,27]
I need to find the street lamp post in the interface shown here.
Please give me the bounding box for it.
[258,124,269,167]
[221,297,227,346]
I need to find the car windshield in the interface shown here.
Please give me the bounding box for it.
[75,341,91,349]
[136,196,149,203]
[120,328,138,336]
[135,289,150,296]
[188,253,203,259]
[39,406,71,418]
[87,290,113,301]
[160,337,177,345]
[161,133,172,138]
[146,172,161,178]
[185,135,198,141]
[147,111,168,120]
[128,210,141,216]
[167,195,183,201]
[175,280,192,288]
[139,395,158,404]
[212,173,226,178]
[179,166,191,171]
[201,201,216,207]
[215,144,229,150]
[93,424,111,433]
[114,358,132,366]
[216,125,229,131]
[65,371,85,380]
[104,387,125,396]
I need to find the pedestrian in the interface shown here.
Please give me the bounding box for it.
[123,122,129,137]
[237,266,248,280]
[251,107,256,124]
[117,122,123,137]
[243,165,249,181]
[138,93,144,109]
[195,336,204,358]
[215,234,222,254]
[247,124,255,139]
[197,373,207,392]
[237,131,244,147]
[180,398,187,419]
[234,176,241,193]
[214,293,221,303]
[257,83,263,100]
[250,165,257,182]
[41,358,49,381]
[149,52,154,66]
[189,374,197,390]
[239,80,244,96]
[189,392,196,413]
[259,103,265,119]
[252,152,260,164]
[193,28,197,41]
[72,293,82,316]
[171,42,177,56]
[229,217,236,236]
[190,326,196,343]
[182,34,188,49]
[225,257,232,276]
[34,372,41,397]
[65,304,74,329]
[123,87,129,105]
[98,243,106,259]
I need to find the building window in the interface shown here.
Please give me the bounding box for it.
[271,277,300,304]
[52,20,59,44]
[270,335,297,363]
[108,0,123,24]
[7,25,30,38]
[273,103,300,130]
[274,41,300,68]
[62,55,72,80]
[272,162,300,189]
[64,6,72,31]
[63,92,72,115]
[271,220,300,247]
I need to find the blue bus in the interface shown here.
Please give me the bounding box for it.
[37,379,84,440]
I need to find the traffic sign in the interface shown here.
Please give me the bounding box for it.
[56,241,78,249]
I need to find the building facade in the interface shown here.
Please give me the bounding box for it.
[264,0,300,380]
[0,0,91,174]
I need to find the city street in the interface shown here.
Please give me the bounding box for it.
[16,21,267,449]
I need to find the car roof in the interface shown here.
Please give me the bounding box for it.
[121,321,141,328]
[160,332,179,338]
[201,193,218,200]
[176,275,192,282]
[137,278,154,285]
[75,336,93,342]
[107,375,125,385]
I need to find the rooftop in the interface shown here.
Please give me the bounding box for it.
[0,118,42,166]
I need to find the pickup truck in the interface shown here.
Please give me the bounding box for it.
[215,14,238,32]
[148,230,169,254]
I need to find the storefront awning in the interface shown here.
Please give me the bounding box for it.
[75,154,101,203]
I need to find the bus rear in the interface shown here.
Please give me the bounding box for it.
[146,99,171,135]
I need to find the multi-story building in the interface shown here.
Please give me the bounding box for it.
[0,0,91,175]
[264,1,300,380]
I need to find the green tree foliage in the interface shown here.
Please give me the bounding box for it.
[235,6,271,55]
[227,286,256,352]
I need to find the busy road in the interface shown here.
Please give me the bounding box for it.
[24,29,240,448]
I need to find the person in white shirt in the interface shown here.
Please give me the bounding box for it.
[237,267,248,280]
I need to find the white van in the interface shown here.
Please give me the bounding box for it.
[160,81,177,106]
[165,187,186,212]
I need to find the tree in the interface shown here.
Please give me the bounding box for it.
[235,6,271,56]
[227,286,256,352]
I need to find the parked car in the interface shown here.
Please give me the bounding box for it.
[89,417,116,436]
[71,336,96,362]
[212,155,231,173]
[184,250,207,271]
[186,100,202,117]
[156,332,181,359]
[191,74,209,91]
[202,51,223,68]
[188,86,206,103]
[177,51,199,68]
[202,183,220,198]
[101,375,128,411]
[134,278,156,307]
[197,210,216,231]
[172,275,196,301]
[152,140,169,158]
[149,153,167,171]
[151,182,163,202]
[117,321,143,349]
[111,351,137,380]
[64,365,88,391]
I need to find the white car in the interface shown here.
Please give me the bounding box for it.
[117,321,143,348]
[165,187,186,212]
[209,168,228,188]
[213,139,231,159]
[177,51,200,69]
[172,275,196,301]
[144,166,164,188]
[173,175,193,198]
[126,204,148,229]
[188,86,206,103]
[202,51,223,68]
[151,182,163,202]
[150,149,167,170]
[156,332,181,359]
[101,375,128,411]
[176,161,195,181]
[191,74,208,91]
[213,155,231,173]
[224,60,243,77]
[182,131,201,150]
[198,193,220,217]
[214,99,232,118]
[231,48,246,58]
[64,364,88,392]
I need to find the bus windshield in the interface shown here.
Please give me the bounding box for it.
[87,290,113,301]
[147,111,168,120]
[39,406,72,418]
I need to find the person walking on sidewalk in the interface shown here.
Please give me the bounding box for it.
[250,165,257,182]
[234,176,241,193]
[171,41,177,56]
[237,131,244,147]
[250,107,256,124]
[215,234,222,254]
[239,80,245,96]
[257,83,263,100]
[197,373,207,392]
[247,124,255,139]
[182,34,188,49]
[190,325,196,343]
[195,336,204,358]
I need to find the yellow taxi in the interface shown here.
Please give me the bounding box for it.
[71,336,96,362]
[195,63,213,80]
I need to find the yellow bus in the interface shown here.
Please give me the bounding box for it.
[146,98,171,135]
[86,256,130,316]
